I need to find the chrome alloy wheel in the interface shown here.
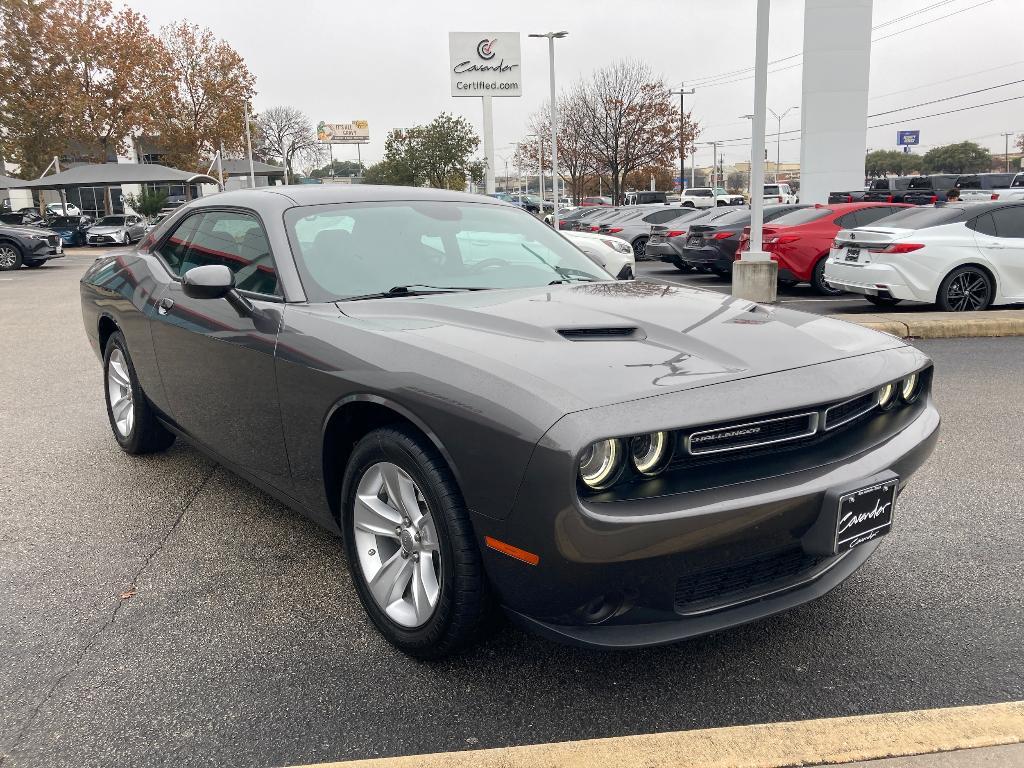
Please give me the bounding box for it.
[353,462,441,628]
[106,347,135,437]
[945,270,990,311]
[0,246,17,269]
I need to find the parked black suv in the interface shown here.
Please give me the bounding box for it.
[902,174,959,205]
[858,176,915,203]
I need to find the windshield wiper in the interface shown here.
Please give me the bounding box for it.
[520,243,601,283]
[342,284,490,301]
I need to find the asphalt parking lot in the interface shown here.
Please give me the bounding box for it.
[1,251,1022,768]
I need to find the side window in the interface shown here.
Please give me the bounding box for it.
[156,214,202,275]
[968,213,998,237]
[183,210,280,296]
[990,207,1024,239]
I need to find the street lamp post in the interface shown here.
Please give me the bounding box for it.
[670,83,696,191]
[530,31,568,228]
[768,106,798,182]
[703,141,721,189]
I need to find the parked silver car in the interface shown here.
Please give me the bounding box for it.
[86,214,148,246]
[599,207,705,260]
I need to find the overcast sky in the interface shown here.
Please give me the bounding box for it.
[119,0,1022,170]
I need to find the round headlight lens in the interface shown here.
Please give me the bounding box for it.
[900,372,920,403]
[579,439,624,490]
[631,431,672,475]
[878,382,897,410]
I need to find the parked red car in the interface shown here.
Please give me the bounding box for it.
[736,202,911,294]
[579,196,613,207]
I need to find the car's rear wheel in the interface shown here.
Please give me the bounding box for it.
[632,236,649,260]
[811,258,843,295]
[103,331,176,454]
[865,295,902,307]
[342,426,491,659]
[673,261,693,273]
[0,243,22,271]
[937,266,992,312]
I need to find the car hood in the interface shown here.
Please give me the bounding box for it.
[337,280,903,411]
[2,225,51,237]
[89,225,126,234]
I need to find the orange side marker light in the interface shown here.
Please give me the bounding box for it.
[485,536,540,566]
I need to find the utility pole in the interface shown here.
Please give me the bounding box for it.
[1003,132,1014,173]
[244,101,256,189]
[704,142,720,189]
[670,83,695,191]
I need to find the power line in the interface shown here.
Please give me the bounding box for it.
[688,0,998,90]
[870,59,1024,101]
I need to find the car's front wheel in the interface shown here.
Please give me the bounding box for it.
[103,331,176,454]
[342,426,491,659]
[937,266,992,311]
[0,242,22,271]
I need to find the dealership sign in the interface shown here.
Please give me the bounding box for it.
[317,121,370,144]
[897,130,920,146]
[449,32,522,97]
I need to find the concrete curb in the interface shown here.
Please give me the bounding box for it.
[835,310,1024,339]
[290,701,1024,768]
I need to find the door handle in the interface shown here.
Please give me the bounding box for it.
[157,297,174,315]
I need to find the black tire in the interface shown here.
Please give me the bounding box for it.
[936,266,993,312]
[632,236,649,260]
[0,241,23,271]
[341,425,491,659]
[103,331,176,454]
[682,202,694,208]
[24,259,45,268]
[673,261,694,273]
[811,257,843,295]
[711,267,731,278]
[778,277,798,289]
[865,295,903,307]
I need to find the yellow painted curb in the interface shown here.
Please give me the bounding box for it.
[289,701,1024,768]
[836,310,1024,339]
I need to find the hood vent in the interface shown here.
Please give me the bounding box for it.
[558,326,640,341]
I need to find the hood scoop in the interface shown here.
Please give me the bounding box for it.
[558,326,642,341]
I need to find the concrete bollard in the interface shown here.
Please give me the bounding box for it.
[732,259,779,303]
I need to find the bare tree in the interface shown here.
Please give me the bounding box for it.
[576,60,680,204]
[513,85,595,202]
[255,106,322,183]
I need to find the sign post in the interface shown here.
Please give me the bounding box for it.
[449,33,522,195]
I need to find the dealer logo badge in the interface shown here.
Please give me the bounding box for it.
[476,38,496,59]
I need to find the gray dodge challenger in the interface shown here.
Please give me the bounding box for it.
[80,185,939,658]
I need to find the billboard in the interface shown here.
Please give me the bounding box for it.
[317,121,370,144]
[897,130,920,147]
[449,32,522,97]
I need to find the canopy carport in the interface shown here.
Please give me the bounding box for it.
[4,163,217,216]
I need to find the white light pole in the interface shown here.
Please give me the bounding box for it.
[530,31,568,228]
[243,101,256,189]
[768,106,798,182]
[732,0,777,304]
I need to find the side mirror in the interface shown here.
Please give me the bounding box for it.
[182,264,234,300]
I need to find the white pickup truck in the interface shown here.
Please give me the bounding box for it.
[680,187,745,208]
[956,172,1024,202]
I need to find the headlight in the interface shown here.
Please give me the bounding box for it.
[31,234,50,241]
[578,439,624,490]
[877,382,897,410]
[900,372,920,403]
[601,238,632,254]
[630,431,672,475]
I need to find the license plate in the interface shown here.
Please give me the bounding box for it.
[844,247,860,262]
[687,236,703,246]
[650,235,664,244]
[835,478,897,553]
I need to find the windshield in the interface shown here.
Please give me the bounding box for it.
[286,200,611,302]
[768,208,832,226]
[764,186,779,194]
[98,216,125,226]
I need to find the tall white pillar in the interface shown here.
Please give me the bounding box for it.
[482,96,496,194]
[799,0,873,203]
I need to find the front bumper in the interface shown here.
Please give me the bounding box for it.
[87,233,123,245]
[478,348,939,649]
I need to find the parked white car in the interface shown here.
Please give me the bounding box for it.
[956,172,1024,203]
[562,229,636,279]
[680,187,745,208]
[763,183,797,205]
[46,202,82,216]
[824,201,1024,311]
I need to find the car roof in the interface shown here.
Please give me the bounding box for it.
[188,184,510,210]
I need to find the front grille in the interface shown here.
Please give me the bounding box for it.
[686,412,817,455]
[824,392,877,430]
[674,546,827,614]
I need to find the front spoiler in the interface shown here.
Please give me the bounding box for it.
[505,537,880,649]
